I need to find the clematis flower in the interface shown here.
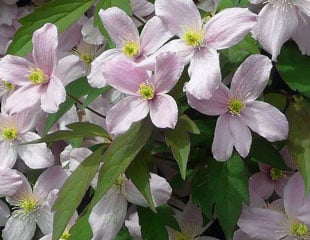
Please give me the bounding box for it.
[0,167,68,240]
[0,200,10,227]
[87,7,172,88]
[0,23,85,114]
[89,173,172,240]
[237,172,310,240]
[153,0,257,99]
[187,54,288,161]
[104,52,184,135]
[250,0,310,60]
[0,109,54,169]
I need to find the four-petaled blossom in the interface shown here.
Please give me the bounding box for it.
[151,0,257,99]
[0,23,85,114]
[250,0,310,60]
[187,55,288,161]
[104,52,184,135]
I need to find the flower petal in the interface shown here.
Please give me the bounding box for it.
[99,7,139,48]
[149,94,178,129]
[153,52,184,93]
[292,11,310,56]
[106,96,149,135]
[252,3,298,61]
[2,215,36,240]
[241,101,289,142]
[233,229,258,240]
[295,0,310,16]
[0,200,10,226]
[0,168,23,197]
[132,0,154,17]
[0,141,17,168]
[155,0,202,36]
[230,55,273,101]
[32,23,58,75]
[212,113,234,161]
[149,173,172,207]
[37,205,53,235]
[204,7,257,50]
[16,132,55,169]
[249,172,274,199]
[184,46,221,99]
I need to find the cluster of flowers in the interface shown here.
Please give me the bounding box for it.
[0,0,309,239]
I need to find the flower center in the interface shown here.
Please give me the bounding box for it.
[115,176,126,186]
[4,81,15,91]
[20,197,38,213]
[175,232,193,240]
[28,68,49,85]
[122,41,140,57]
[290,221,308,237]
[183,30,203,47]
[269,168,284,181]
[137,83,155,100]
[227,99,245,115]
[81,54,94,65]
[2,127,18,140]
[60,231,71,240]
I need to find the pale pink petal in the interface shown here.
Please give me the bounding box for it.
[36,205,53,234]
[186,84,230,116]
[87,49,121,88]
[103,59,148,95]
[58,18,84,51]
[184,46,221,99]
[258,162,272,173]
[180,200,204,236]
[89,187,127,240]
[228,116,252,158]
[274,175,290,198]
[2,215,36,240]
[204,8,257,50]
[5,84,43,114]
[40,75,66,113]
[230,55,273,101]
[7,172,32,204]
[292,11,310,55]
[252,3,298,61]
[153,52,184,93]
[233,229,258,240]
[280,146,298,171]
[54,55,85,86]
[99,7,139,48]
[249,172,274,199]
[0,168,23,197]
[298,200,310,224]
[106,96,149,135]
[237,207,288,240]
[81,17,105,45]
[140,16,173,56]
[125,211,142,240]
[0,3,17,26]
[16,132,55,169]
[249,0,265,4]
[149,173,172,206]
[12,107,43,133]
[212,114,234,161]
[132,0,154,17]
[295,0,310,16]
[149,94,178,129]
[68,147,93,172]
[0,55,34,86]
[33,166,68,203]
[283,173,305,218]
[155,0,202,36]
[32,23,58,75]
[0,200,10,226]
[241,101,289,142]
[0,141,17,168]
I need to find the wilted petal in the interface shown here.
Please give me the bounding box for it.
[249,172,274,199]
[292,11,310,56]
[204,8,257,50]
[16,132,54,169]
[106,96,149,135]
[241,101,289,142]
[32,23,58,75]
[0,168,23,197]
[0,141,17,168]
[155,0,202,36]
[149,94,178,129]
[89,187,127,240]
[184,46,221,99]
[99,7,139,48]
[230,55,272,101]
[252,3,298,61]
[212,114,234,161]
[40,75,66,113]
[2,216,36,240]
[186,84,229,116]
[140,16,173,56]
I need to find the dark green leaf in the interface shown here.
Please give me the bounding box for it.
[52,146,105,240]
[263,92,288,112]
[115,227,133,240]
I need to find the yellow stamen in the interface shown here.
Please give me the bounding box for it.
[183,30,203,47]
[137,83,155,100]
[60,231,71,240]
[28,68,49,85]
[290,221,308,237]
[2,127,18,140]
[20,197,38,213]
[4,81,15,91]
[122,41,140,57]
[269,168,283,181]
[227,99,245,115]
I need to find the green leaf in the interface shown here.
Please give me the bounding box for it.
[263,92,288,112]
[81,86,111,110]
[69,120,153,240]
[212,154,249,240]
[276,42,310,97]
[7,0,95,56]
[126,151,156,212]
[115,228,133,240]
[165,114,199,180]
[217,0,249,11]
[286,96,310,192]
[52,146,105,240]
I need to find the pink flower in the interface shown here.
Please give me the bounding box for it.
[238,172,310,240]
[0,23,85,114]
[251,0,310,60]
[151,0,257,99]
[187,55,288,161]
[104,52,184,135]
